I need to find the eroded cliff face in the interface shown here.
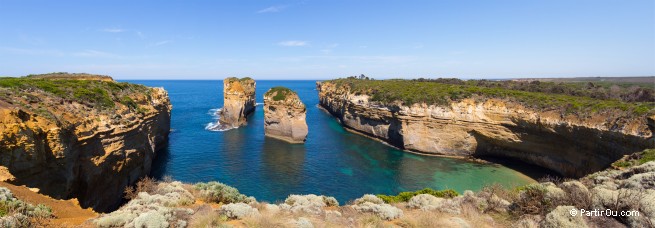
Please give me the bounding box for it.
[264,88,308,143]
[0,81,171,212]
[317,81,654,177]
[211,77,256,131]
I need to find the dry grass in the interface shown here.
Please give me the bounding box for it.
[187,206,231,228]
[123,176,157,200]
[242,213,290,228]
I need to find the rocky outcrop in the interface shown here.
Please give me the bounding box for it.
[209,77,256,131]
[0,77,171,212]
[264,87,308,143]
[317,81,654,177]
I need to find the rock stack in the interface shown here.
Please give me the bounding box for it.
[263,87,308,143]
[211,77,256,130]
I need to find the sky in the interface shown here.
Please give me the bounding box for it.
[0,0,653,80]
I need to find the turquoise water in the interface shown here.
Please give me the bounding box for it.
[127,80,535,203]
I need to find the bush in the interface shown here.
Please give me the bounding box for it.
[132,210,169,228]
[194,181,255,204]
[351,202,403,220]
[353,194,384,205]
[541,206,587,228]
[283,194,336,214]
[322,196,339,207]
[559,181,591,209]
[124,176,158,200]
[377,188,459,203]
[0,187,53,226]
[407,194,442,210]
[218,203,260,219]
[94,181,194,227]
[512,184,553,215]
[0,188,14,201]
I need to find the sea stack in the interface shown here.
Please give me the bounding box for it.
[263,87,308,143]
[213,77,256,130]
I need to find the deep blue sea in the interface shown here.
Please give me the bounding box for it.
[126,80,536,204]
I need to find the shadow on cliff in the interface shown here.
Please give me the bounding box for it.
[150,142,172,180]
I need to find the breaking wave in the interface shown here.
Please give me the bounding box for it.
[205,108,237,131]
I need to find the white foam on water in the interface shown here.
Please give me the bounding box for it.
[207,108,222,119]
[205,108,239,131]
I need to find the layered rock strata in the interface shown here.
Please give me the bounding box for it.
[317,81,654,177]
[264,87,308,143]
[0,77,171,212]
[210,77,256,130]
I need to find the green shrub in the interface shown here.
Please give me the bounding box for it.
[638,148,655,165]
[194,181,254,204]
[120,96,138,110]
[611,148,655,168]
[376,188,459,203]
[265,86,293,101]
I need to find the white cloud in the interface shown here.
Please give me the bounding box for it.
[278,40,308,47]
[150,40,172,47]
[257,5,286,13]
[100,28,124,33]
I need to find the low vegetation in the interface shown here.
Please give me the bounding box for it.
[612,148,655,168]
[224,77,253,83]
[265,86,294,101]
[376,188,459,203]
[414,77,655,103]
[0,187,53,227]
[193,181,255,204]
[327,78,655,115]
[0,74,149,110]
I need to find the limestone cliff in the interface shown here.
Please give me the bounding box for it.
[0,75,171,212]
[264,87,308,143]
[210,77,256,130]
[317,80,654,177]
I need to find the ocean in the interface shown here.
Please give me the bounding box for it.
[126,80,536,203]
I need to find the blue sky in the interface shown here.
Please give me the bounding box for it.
[0,0,653,80]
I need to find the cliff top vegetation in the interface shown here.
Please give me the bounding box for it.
[0,76,149,110]
[24,72,113,81]
[325,78,655,115]
[265,86,294,101]
[225,77,254,83]
[0,75,160,125]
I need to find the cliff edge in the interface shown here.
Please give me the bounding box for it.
[0,74,171,212]
[317,79,654,177]
[264,87,308,143]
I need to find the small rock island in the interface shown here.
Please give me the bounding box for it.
[210,77,256,130]
[263,87,308,143]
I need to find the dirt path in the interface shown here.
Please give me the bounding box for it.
[0,182,97,227]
